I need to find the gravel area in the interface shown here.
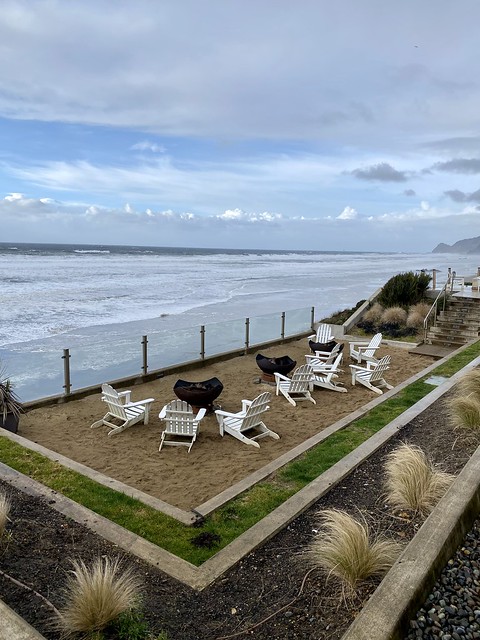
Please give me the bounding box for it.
[406,520,480,640]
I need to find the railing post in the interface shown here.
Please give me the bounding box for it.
[311,306,315,332]
[141,335,148,375]
[62,348,71,396]
[432,269,437,290]
[245,317,250,354]
[200,325,205,360]
[281,311,285,339]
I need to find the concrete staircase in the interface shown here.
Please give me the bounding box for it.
[425,297,480,349]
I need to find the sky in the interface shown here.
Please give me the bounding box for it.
[1,0,480,252]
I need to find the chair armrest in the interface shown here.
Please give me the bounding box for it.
[274,372,290,382]
[349,341,369,349]
[241,399,253,412]
[349,364,368,372]
[126,398,154,409]
[307,334,315,340]
[214,409,241,418]
[158,405,167,419]
[117,390,132,402]
[194,408,207,421]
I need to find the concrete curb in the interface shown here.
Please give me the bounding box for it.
[0,600,46,640]
[341,444,480,640]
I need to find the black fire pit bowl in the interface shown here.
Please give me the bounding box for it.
[308,339,338,354]
[255,354,297,377]
[173,377,224,409]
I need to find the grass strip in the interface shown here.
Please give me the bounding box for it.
[1,341,479,565]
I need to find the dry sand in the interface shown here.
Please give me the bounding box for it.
[20,339,432,510]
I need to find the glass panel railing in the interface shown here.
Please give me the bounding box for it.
[284,307,311,336]
[249,310,283,346]
[1,345,67,402]
[204,317,245,356]
[147,326,200,370]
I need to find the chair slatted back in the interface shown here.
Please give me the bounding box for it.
[101,383,127,420]
[364,333,382,358]
[315,324,333,343]
[289,365,313,392]
[369,355,391,382]
[163,399,197,436]
[241,392,271,430]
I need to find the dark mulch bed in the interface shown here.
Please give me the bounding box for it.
[0,392,477,640]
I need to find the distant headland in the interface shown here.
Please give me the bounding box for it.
[432,235,480,254]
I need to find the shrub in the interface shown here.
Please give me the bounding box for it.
[381,306,408,326]
[0,492,10,538]
[56,557,142,634]
[362,302,384,324]
[409,302,431,319]
[454,369,480,402]
[308,509,402,593]
[321,300,366,325]
[384,443,454,514]
[378,271,431,308]
[446,395,480,432]
[406,310,425,330]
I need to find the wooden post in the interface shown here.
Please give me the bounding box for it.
[200,325,205,360]
[311,306,315,332]
[62,348,71,396]
[432,269,437,290]
[245,317,250,354]
[141,335,148,375]
[281,311,285,339]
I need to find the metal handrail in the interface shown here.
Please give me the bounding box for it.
[423,273,452,342]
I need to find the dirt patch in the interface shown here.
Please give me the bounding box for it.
[1,389,478,639]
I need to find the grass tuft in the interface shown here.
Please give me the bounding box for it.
[307,509,402,593]
[363,302,384,324]
[57,557,142,634]
[384,443,454,514]
[446,395,480,432]
[406,310,424,330]
[0,492,10,537]
[454,368,480,402]
[381,306,408,325]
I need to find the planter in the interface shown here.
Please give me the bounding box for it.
[0,412,19,434]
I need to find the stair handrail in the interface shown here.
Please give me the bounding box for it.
[423,273,452,342]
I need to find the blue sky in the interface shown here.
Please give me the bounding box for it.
[1,0,480,251]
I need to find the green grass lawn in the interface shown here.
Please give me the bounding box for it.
[1,341,479,565]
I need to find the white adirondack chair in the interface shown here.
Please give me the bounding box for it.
[215,392,279,448]
[349,333,383,364]
[308,352,347,393]
[275,364,316,406]
[306,342,344,367]
[350,355,393,395]
[158,399,206,453]
[308,323,334,344]
[90,383,154,436]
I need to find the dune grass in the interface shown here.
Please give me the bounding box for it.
[0,340,479,565]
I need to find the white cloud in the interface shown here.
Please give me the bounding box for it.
[337,206,358,220]
[131,140,166,153]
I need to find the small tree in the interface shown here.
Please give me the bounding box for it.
[378,271,431,308]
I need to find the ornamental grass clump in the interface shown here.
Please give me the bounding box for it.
[406,310,425,330]
[363,302,384,325]
[308,509,402,594]
[384,443,454,514]
[381,306,408,325]
[0,492,10,538]
[56,557,142,634]
[446,395,480,432]
[409,302,431,319]
[454,368,480,402]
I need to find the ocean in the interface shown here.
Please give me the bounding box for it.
[1,242,478,401]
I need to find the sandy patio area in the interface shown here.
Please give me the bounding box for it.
[20,338,432,510]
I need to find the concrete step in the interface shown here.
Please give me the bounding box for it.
[426,337,468,348]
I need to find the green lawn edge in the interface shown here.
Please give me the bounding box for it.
[1,341,479,566]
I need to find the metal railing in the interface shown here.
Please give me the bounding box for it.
[423,272,453,342]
